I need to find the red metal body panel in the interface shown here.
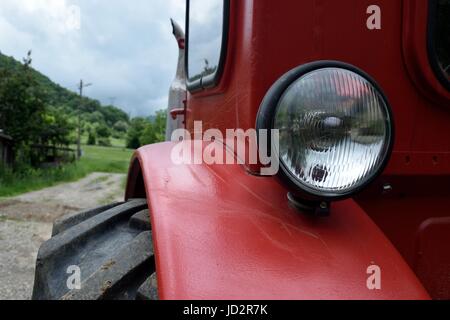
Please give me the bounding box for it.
[127,142,429,300]
[355,175,450,299]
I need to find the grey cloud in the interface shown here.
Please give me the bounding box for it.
[0,0,186,116]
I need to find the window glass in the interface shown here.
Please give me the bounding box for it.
[431,0,450,86]
[187,0,225,88]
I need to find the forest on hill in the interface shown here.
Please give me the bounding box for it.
[0,51,166,162]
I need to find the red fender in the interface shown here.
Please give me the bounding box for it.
[126,142,429,300]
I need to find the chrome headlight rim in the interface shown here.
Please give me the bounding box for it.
[256,60,395,201]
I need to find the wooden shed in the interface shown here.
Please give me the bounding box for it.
[0,131,14,166]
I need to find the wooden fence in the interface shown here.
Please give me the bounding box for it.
[30,144,76,167]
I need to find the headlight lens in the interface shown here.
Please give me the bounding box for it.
[272,66,393,198]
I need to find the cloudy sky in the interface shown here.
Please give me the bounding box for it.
[0,0,186,116]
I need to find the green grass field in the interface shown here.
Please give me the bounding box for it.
[80,145,133,172]
[81,134,127,148]
[0,145,134,198]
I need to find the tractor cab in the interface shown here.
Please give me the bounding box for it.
[164,0,450,299]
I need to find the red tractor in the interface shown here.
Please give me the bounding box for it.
[33,0,449,300]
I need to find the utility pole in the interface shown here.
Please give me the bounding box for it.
[77,80,92,159]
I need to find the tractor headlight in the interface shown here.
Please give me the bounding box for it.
[257,61,394,202]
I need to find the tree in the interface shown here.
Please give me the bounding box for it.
[96,124,111,138]
[0,51,46,148]
[87,131,96,145]
[101,105,129,126]
[81,99,102,113]
[113,120,129,133]
[126,117,149,149]
[140,110,167,145]
[39,106,75,147]
[84,111,104,124]
[153,110,167,142]
[140,122,157,146]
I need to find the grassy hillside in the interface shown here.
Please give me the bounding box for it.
[0,51,130,146]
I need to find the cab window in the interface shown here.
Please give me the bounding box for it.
[429,0,450,90]
[186,0,229,91]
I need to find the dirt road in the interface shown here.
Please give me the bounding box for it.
[0,172,126,300]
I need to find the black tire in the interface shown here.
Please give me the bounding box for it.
[32,199,158,300]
